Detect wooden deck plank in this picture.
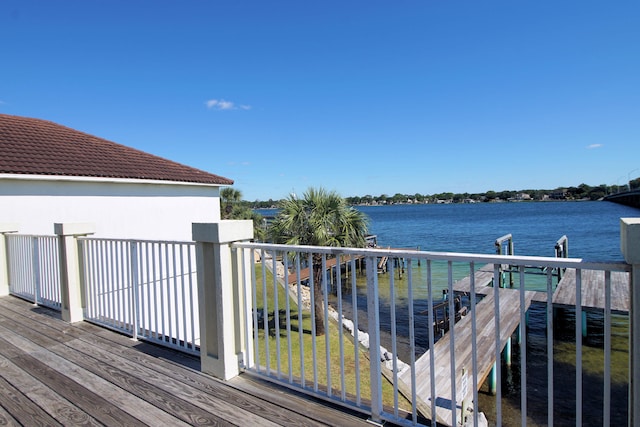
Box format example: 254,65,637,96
0,376,63,427
0,296,372,427
0,352,101,426
0,403,21,427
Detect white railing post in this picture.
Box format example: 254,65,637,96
55,223,95,323
192,221,253,380
0,224,19,297
621,217,640,427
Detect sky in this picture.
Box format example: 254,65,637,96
2,1,639,201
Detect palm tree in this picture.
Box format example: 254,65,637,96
219,187,266,241
269,187,369,336
220,187,243,219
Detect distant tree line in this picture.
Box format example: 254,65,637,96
240,178,639,208
342,183,614,205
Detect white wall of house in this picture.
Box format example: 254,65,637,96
1,175,222,241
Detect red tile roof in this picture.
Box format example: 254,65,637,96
0,114,233,185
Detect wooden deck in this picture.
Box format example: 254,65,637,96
0,296,373,427
397,288,534,426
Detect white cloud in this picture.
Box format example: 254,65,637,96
587,144,603,149
205,98,251,111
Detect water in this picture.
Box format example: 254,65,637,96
357,201,636,260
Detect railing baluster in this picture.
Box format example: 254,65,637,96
261,249,270,375
151,242,159,340
336,254,346,401
493,263,502,427
427,259,436,424
142,242,150,340
604,270,611,427
407,259,417,424
447,260,457,427
519,265,527,426
188,245,196,350
575,268,583,426
296,255,305,388
283,255,293,382
32,236,40,305
389,259,398,416
130,241,139,340
366,254,383,423
272,249,281,379
309,252,318,391
250,249,260,371
322,254,331,397
350,257,360,405
546,269,554,426
171,243,178,346
470,261,479,427
180,245,187,350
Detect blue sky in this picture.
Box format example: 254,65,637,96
2,1,639,201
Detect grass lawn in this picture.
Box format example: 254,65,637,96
250,263,413,412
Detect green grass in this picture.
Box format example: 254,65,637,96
251,264,412,411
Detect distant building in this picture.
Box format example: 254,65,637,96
550,189,567,200
0,114,233,240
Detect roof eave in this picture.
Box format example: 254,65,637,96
0,173,230,188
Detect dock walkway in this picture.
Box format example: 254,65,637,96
397,288,534,426
451,263,495,294
286,255,364,284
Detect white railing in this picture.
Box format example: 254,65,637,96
6,234,61,309
232,242,632,427
79,238,199,354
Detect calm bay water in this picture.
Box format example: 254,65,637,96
357,200,638,260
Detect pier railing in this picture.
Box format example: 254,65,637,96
2,219,639,427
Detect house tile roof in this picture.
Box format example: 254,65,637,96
0,114,233,185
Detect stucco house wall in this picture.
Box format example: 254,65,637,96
0,114,232,240
1,175,222,240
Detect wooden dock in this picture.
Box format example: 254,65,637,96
452,264,630,314
286,255,363,284
451,263,495,294
397,288,534,426
552,268,630,314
